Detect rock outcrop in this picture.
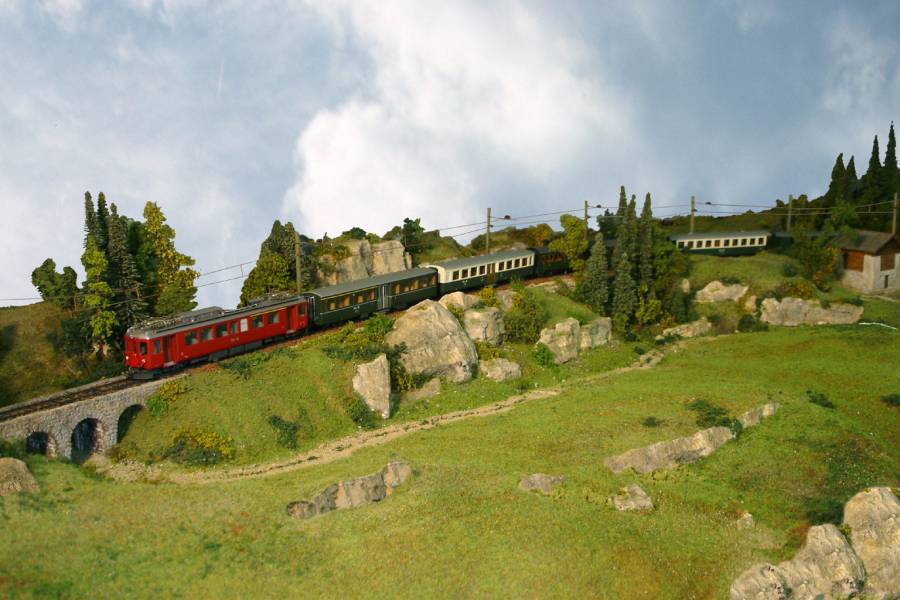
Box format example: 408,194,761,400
579,317,612,350
400,378,441,404
479,358,522,382
519,473,565,495
286,460,411,519
743,294,758,313
609,484,654,511
351,354,392,418
464,308,504,344
695,280,749,303
604,403,778,474
657,317,712,341
842,487,900,599
318,239,412,286
495,289,519,312
438,291,478,312
537,318,581,364
385,300,478,383
0,458,38,496
760,297,864,327
730,487,900,600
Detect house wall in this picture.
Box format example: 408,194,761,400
840,252,899,293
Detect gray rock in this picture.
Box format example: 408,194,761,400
579,317,612,350
318,239,412,286
464,307,504,344
386,300,479,383
744,294,758,314
609,484,654,511
0,458,38,496
287,460,411,519
400,378,441,404
519,473,565,494
737,402,779,429
730,563,790,600
495,289,519,312
479,358,522,382
842,487,900,599
370,240,412,275
736,511,756,530
604,426,735,474
760,297,863,326
438,291,479,312
657,317,712,341
351,353,392,418
777,524,865,599
696,280,749,303
537,318,581,364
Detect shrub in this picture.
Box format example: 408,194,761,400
221,352,274,379
634,346,646,356
363,313,394,338
346,396,378,430
504,290,548,343
807,390,835,409
323,316,394,362
0,437,25,459
820,298,831,309
146,395,169,418
654,333,681,346
782,263,799,277
478,286,499,308
881,393,900,407
475,341,502,361
163,429,234,466
847,296,864,306
775,279,816,299
737,314,768,333
532,343,556,368
446,303,465,323
268,415,300,449
642,416,662,428
686,399,742,435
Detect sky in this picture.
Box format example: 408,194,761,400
1,0,898,308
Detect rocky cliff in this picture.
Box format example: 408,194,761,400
317,239,413,286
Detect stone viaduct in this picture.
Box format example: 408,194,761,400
0,378,171,461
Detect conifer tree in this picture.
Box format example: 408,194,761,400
885,121,898,196
825,153,845,206
239,252,293,306
611,251,637,330
95,192,110,253
107,203,147,328
578,232,609,313
143,202,199,316
638,192,654,290
860,135,885,228
81,235,118,356
83,192,99,248
625,195,639,277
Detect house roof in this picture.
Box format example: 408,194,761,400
834,230,898,254
306,267,437,298
668,229,770,242
422,248,534,271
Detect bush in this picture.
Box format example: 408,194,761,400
532,343,556,368
881,394,900,407
163,429,234,466
346,396,378,430
146,395,169,417
267,411,314,449
775,279,816,299
323,315,394,362
807,390,835,409
446,303,465,322
686,399,742,435
634,346,646,356
478,286,499,308
505,290,548,343
847,296,864,306
475,341,502,361
0,437,25,459
654,333,681,346
782,263,799,277
642,416,662,428
737,314,768,333
221,352,274,379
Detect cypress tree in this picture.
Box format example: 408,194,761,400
638,192,654,291
885,122,898,196
95,192,110,253
611,251,637,330
626,195,639,276
107,203,147,328
83,192,99,248
579,232,609,314
825,153,846,206
860,135,884,227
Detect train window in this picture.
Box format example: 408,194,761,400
185,331,197,345
723,239,730,247
231,321,239,334
732,239,739,246
253,315,263,328
299,304,306,316
268,312,280,325
479,265,486,275
200,327,213,341
463,268,470,278
740,239,747,246
328,300,336,311
514,259,520,268
714,239,721,248
368,290,376,301
217,323,228,337
758,237,765,245
153,340,161,354
139,342,148,355
453,271,460,281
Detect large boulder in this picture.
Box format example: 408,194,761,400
519,473,565,495
400,378,441,404
760,297,863,326
695,280,749,303
579,317,612,350
604,426,735,474
657,317,712,340
386,300,478,383
777,524,866,599
439,291,479,312
730,564,790,600
464,307,504,344
479,358,522,382
287,460,411,519
537,318,581,364
608,484,654,511
0,458,38,496
318,239,412,286
842,487,900,599
351,353,392,418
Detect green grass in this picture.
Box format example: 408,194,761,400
687,252,800,294
529,287,598,326
1,326,896,598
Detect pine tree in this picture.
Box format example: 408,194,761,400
81,235,118,357
95,192,110,253
625,195,639,278
579,232,609,313
83,192,99,248
107,203,147,328
825,153,846,207
638,192,654,290
611,251,637,330
885,121,898,198
860,135,884,228
143,202,199,316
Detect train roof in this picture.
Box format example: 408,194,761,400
423,248,534,271
306,267,437,299
668,229,770,241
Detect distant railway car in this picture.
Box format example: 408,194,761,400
124,295,309,378
669,230,770,256
532,246,570,277
423,248,535,293
306,267,438,327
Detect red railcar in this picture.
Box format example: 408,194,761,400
124,294,310,378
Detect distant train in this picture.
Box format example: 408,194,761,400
124,247,570,378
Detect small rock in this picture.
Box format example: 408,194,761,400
603,426,735,474
657,317,712,341
736,511,755,530
0,458,38,496
695,280,749,303
609,484,654,511
743,294,758,314
351,353,392,418
463,307,504,344
729,563,790,600
579,317,612,350
737,402,778,429
519,473,565,494
842,487,900,599
537,318,581,364
287,460,411,519
400,378,441,403
439,291,478,312
479,358,522,382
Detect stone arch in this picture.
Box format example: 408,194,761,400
71,418,104,464
25,431,58,457
116,405,143,443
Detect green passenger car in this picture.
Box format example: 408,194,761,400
422,249,536,293
669,230,770,256
532,246,570,277
307,268,438,327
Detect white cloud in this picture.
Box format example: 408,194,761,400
285,0,633,237
38,0,84,31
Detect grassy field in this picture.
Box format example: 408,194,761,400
1,325,897,598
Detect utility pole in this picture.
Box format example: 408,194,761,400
486,207,492,253
893,192,898,236
294,228,303,294
689,195,696,234
583,199,589,231
786,194,793,233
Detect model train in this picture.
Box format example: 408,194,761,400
124,246,570,378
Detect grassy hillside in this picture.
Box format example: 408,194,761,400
2,325,897,598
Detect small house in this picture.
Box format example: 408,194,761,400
835,230,899,293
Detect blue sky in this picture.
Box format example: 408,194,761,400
1,0,898,308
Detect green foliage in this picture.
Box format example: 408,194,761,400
143,202,198,316
401,217,427,259
239,251,293,306
611,251,637,330
638,192,654,289
579,232,609,313
774,279,816,299
346,396,378,430
532,343,556,368
144,379,189,418
737,315,768,333
790,225,838,289
267,411,314,450
81,235,118,357
220,350,291,379
363,312,394,338
0,437,25,459
686,399,742,435
446,303,465,322
504,290,548,343
663,285,692,324
781,262,799,277
322,314,395,362
881,393,900,407
477,286,499,308
475,341,502,361
641,416,662,428
802,436,882,524
146,395,169,417
548,214,589,276
31,259,78,311
106,203,148,331
634,294,663,326
806,390,835,409
633,346,646,356
162,429,234,466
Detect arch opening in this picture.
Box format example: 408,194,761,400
26,431,58,457
116,405,143,443
71,418,104,464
